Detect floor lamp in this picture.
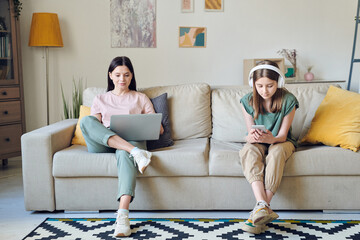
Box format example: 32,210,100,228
28,13,63,125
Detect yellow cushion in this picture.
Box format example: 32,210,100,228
71,105,91,146
301,86,360,152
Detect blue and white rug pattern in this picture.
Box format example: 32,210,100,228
23,218,360,240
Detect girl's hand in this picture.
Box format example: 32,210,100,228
247,129,274,144
255,129,274,144
246,128,261,143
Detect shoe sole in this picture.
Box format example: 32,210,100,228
114,228,131,237
140,159,151,174
254,212,279,225
242,223,267,234
114,233,131,237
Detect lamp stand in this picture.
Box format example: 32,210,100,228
45,46,50,125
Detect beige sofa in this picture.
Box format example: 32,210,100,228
21,83,360,212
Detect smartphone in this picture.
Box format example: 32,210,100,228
252,125,267,133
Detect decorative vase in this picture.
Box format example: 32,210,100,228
304,72,314,82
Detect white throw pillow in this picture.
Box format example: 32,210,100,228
298,91,326,143
83,87,106,107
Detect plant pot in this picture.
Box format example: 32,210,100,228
304,72,314,82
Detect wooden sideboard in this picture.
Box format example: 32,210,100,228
0,0,25,166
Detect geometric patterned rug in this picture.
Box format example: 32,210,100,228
22,218,360,240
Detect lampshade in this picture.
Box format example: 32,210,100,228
28,13,63,47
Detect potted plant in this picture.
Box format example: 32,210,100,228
278,49,297,78
61,78,85,119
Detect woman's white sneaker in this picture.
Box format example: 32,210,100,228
130,150,152,174
114,212,131,237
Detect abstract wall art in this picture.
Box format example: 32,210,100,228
110,0,156,48
181,0,194,13
205,0,223,12
179,27,206,48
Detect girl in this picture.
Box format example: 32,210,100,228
239,60,299,234
80,56,163,237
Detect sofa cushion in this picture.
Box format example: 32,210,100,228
53,138,209,177
298,91,326,143
284,145,360,176
211,87,250,142
146,138,209,177
286,84,338,140
146,93,174,150
209,140,360,177
209,139,245,176
141,83,212,140
71,105,91,146
83,87,106,107
301,86,360,152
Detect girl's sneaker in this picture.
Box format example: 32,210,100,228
252,200,279,225
242,218,266,234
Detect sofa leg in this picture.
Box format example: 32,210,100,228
2,159,8,166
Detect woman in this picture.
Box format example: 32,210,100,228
80,56,163,237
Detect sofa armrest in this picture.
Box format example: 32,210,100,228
21,119,77,211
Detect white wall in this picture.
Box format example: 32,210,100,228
19,0,358,131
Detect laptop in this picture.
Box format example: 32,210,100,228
109,113,162,141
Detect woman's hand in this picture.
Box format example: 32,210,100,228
247,129,275,144
93,113,102,123
160,124,164,135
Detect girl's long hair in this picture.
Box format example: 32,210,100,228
107,56,137,92
250,60,286,119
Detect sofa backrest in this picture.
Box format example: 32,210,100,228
211,83,337,142
83,83,336,143
211,86,250,142
83,83,212,141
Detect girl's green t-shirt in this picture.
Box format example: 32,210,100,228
240,91,299,147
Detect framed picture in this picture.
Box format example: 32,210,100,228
285,67,295,78
179,27,206,48
285,65,298,82
110,0,156,48
205,0,223,12
181,0,194,13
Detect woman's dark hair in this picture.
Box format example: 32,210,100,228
107,56,137,91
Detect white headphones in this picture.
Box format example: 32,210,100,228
248,64,285,88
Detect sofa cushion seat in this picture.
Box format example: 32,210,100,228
209,139,360,177
209,139,245,176
284,145,360,176
53,138,209,178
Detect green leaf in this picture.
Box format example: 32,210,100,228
61,77,86,119
60,83,70,119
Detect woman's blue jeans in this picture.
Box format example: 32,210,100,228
80,115,146,201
